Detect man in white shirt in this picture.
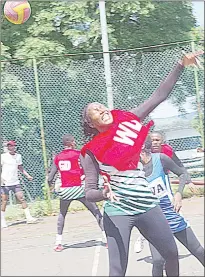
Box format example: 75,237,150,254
1,140,37,228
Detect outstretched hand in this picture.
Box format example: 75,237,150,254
187,182,200,194
180,50,204,67
27,175,33,181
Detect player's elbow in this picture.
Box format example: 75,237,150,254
85,187,103,202
85,189,94,202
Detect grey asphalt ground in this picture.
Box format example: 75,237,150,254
1,196,204,276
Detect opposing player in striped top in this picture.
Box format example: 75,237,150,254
140,136,204,276
80,51,203,276
48,134,104,252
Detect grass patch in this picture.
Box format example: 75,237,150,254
5,185,204,222
5,198,103,222
172,184,204,198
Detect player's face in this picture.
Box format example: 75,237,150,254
150,133,163,153
7,145,16,154
87,102,113,131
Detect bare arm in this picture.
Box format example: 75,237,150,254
80,152,107,202
18,165,32,180
160,153,189,195
48,163,58,186
130,63,184,121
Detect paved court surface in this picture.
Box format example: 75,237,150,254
1,197,204,276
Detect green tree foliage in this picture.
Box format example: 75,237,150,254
1,0,196,60
1,44,44,198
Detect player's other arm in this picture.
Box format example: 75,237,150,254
48,162,58,187
172,151,192,184
18,165,33,181
17,155,33,181
80,153,107,202
160,153,189,212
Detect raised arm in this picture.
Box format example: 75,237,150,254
130,51,203,121
80,152,107,202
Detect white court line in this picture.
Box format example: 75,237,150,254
91,238,102,276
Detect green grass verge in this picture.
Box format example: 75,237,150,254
5,185,204,222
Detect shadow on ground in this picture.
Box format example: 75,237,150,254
137,253,191,264
63,239,106,250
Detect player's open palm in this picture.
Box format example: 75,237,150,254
188,182,200,195
181,50,204,67
27,175,33,181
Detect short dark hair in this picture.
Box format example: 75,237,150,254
62,134,74,146
151,130,165,140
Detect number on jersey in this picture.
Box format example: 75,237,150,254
149,177,167,198
59,161,71,171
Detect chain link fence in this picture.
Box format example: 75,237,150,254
1,41,204,202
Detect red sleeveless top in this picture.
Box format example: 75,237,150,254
81,110,154,171
161,144,173,158
54,149,83,187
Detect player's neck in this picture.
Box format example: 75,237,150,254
64,146,73,150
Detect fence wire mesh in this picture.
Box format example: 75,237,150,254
1,42,204,201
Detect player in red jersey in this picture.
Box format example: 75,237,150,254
48,134,105,252
80,52,203,276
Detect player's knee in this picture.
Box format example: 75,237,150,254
59,212,66,219
1,198,8,205
152,256,165,268
109,255,128,276
110,265,126,276
165,244,178,261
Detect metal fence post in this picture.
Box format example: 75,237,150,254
99,0,114,110
33,58,52,213
191,41,204,147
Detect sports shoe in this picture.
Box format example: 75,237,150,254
134,236,144,253
101,231,108,249
26,217,38,224
54,244,64,252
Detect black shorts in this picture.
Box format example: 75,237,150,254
1,184,22,195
